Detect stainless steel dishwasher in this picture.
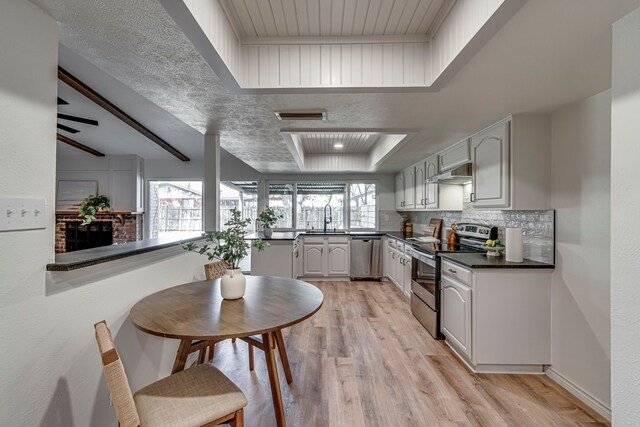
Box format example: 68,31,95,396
350,236,382,279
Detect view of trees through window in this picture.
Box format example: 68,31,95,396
350,183,376,229
148,180,203,239
220,181,258,232
296,183,346,230
268,184,294,228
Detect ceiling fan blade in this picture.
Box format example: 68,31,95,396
57,113,99,126
57,123,80,134
57,97,69,105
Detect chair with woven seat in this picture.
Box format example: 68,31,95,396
94,320,246,427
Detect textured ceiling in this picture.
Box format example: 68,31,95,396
299,132,379,154
221,0,448,38
31,0,640,173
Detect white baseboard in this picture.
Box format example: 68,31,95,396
545,367,611,421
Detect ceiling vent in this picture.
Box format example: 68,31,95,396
274,110,327,121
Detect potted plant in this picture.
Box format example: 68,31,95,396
257,206,283,238
182,208,267,299
78,194,111,225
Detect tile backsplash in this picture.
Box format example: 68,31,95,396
404,186,555,264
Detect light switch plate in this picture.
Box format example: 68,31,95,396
0,197,47,231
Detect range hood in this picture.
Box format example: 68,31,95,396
427,163,472,184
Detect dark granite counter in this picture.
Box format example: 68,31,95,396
47,233,204,271
439,253,555,269
246,230,396,240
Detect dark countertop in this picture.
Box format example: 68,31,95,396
246,230,395,240
47,232,204,271
439,252,555,269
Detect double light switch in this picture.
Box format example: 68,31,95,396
0,197,47,232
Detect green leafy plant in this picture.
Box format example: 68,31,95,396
257,206,283,229
78,194,110,225
182,208,268,269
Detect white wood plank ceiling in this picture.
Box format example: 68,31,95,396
220,0,449,38
299,132,379,154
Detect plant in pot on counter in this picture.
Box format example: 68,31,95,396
257,206,283,238
78,194,111,225
182,208,268,299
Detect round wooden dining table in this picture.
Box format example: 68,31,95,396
130,275,324,427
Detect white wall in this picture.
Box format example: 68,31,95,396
0,2,208,426
549,90,612,416
611,7,640,424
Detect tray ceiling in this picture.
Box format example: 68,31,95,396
299,132,380,154
221,0,450,38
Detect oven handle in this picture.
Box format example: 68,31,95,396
409,248,435,261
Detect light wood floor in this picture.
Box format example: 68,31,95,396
211,281,608,427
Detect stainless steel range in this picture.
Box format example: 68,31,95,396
409,223,497,339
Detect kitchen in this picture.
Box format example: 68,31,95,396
2,0,639,426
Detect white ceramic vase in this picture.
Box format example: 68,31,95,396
220,269,246,300
263,227,273,238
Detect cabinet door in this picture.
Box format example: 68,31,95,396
404,167,415,210
328,243,350,276
303,244,324,276
389,249,397,284
293,246,301,278
471,120,510,208
414,162,426,209
424,156,439,209
403,254,412,298
441,276,472,359
439,139,470,172
395,173,405,209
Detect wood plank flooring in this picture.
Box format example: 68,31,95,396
210,281,609,427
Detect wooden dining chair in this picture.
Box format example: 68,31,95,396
94,320,246,427
203,262,293,384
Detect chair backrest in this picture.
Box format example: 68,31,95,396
204,260,229,280
94,321,141,427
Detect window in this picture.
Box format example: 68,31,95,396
349,183,376,229
148,180,203,238
296,183,346,230
268,183,294,228
220,181,258,232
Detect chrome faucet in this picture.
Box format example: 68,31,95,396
323,204,332,233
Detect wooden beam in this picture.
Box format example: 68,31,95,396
56,133,105,157
58,67,190,161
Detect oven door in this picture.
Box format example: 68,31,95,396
410,249,437,311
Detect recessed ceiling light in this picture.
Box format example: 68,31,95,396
334,143,344,149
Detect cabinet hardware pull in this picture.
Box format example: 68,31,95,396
470,192,475,202
448,269,457,274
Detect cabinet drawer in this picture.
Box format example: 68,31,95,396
396,241,405,253
388,238,397,248
302,236,325,244
327,236,349,244
441,260,471,285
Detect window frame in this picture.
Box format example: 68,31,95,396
265,179,378,231
146,178,205,239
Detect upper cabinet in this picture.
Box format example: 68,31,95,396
470,120,510,208
424,155,440,210
395,173,405,210
470,115,550,210
439,139,470,172
403,166,416,210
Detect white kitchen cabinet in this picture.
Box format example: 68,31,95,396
470,119,510,208
402,253,412,298
440,259,552,373
414,161,426,209
395,173,405,209
292,238,302,278
424,155,439,209
470,115,551,210
439,139,470,172
251,241,295,278
302,243,324,276
441,275,472,359
301,236,350,277
327,242,350,276
403,166,416,210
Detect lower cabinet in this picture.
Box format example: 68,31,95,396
440,259,552,373
251,241,295,278
301,236,350,277
440,275,472,359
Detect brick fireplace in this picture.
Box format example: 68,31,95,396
55,212,143,253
